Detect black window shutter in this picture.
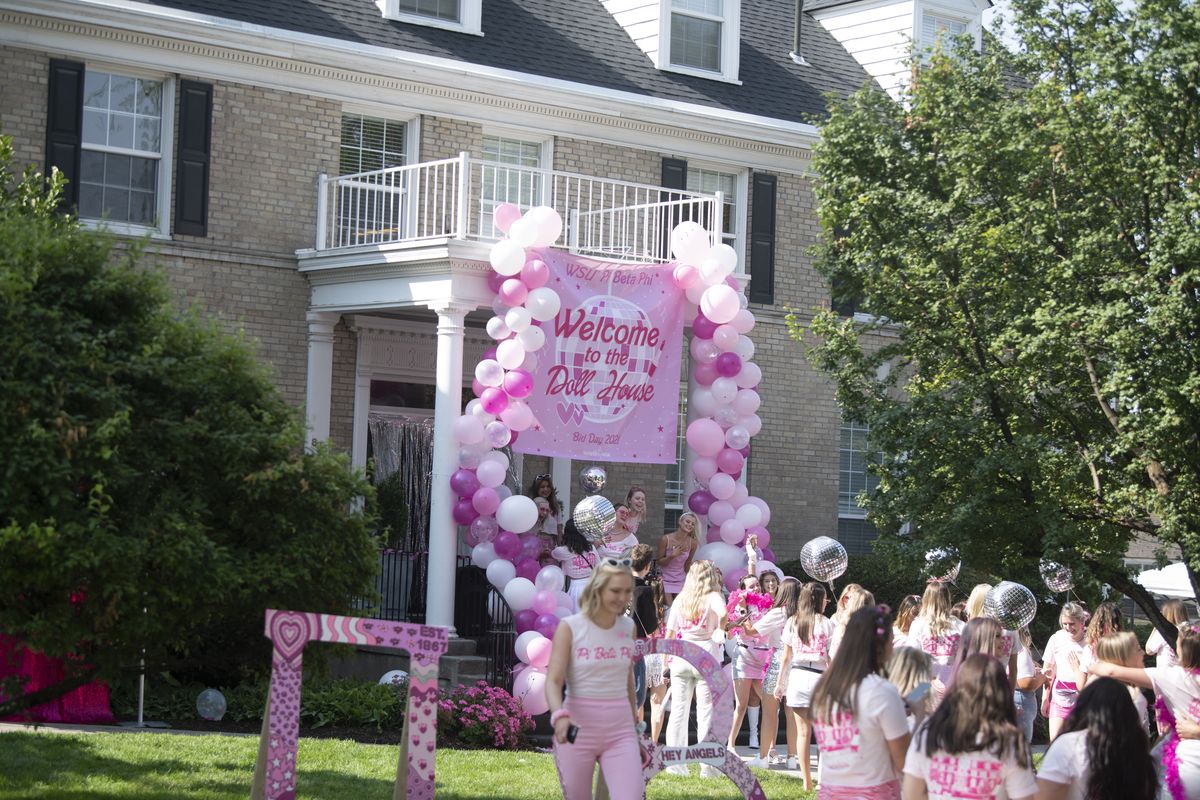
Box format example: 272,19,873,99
174,80,213,236
45,59,85,212
660,157,688,256
661,157,687,191
748,172,776,305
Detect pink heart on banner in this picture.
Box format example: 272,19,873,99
271,613,310,662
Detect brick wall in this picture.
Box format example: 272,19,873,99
0,47,47,170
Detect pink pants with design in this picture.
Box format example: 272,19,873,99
553,696,643,800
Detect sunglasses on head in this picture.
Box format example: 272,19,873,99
535,474,551,482
602,557,632,568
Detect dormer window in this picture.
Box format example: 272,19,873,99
661,0,741,83
917,4,980,53
380,0,482,35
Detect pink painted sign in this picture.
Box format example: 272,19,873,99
513,249,685,463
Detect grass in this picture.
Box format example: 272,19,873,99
0,730,815,799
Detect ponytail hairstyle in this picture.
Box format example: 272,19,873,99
792,582,828,645
965,584,992,620
895,594,921,634
918,580,954,636
919,654,1029,768
1086,601,1123,648
812,605,894,724
562,518,592,557
1055,677,1157,800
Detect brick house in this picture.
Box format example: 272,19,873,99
0,0,989,633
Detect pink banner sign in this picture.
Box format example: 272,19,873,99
514,249,685,463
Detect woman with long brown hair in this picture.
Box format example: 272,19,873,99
774,581,834,789
811,605,910,799
902,654,1036,799
907,581,964,705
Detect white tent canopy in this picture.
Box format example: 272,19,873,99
1136,562,1196,599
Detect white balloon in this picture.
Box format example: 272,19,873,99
526,206,564,248
516,325,546,352
736,361,763,388
503,577,538,612
735,335,755,361
470,402,495,424
520,349,539,371
756,561,780,580
514,630,543,664
694,541,745,574
709,243,739,274
734,503,763,529
495,485,513,501
471,541,498,569
480,450,510,472
475,359,505,388
452,414,485,445
685,282,707,304
731,309,756,334
743,413,763,436
490,239,526,276
525,287,562,322
711,377,738,405
500,400,534,431
700,256,734,286
508,216,538,248
700,284,740,324
504,307,532,333
491,297,510,317
670,221,710,264
476,459,506,488
486,558,516,589
497,495,539,533
691,388,718,418
497,338,526,370
486,316,511,341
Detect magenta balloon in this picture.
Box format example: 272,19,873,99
515,556,541,582
472,487,500,516
470,515,499,542
687,490,715,515
715,352,743,377
453,498,479,525
716,448,744,475
693,362,718,386
509,429,520,445
520,534,543,560
535,613,560,640
724,567,748,592
725,275,741,291
493,531,521,561
487,270,506,293
532,589,558,616
499,278,528,306
514,608,538,635
480,387,510,416
693,313,718,339
521,259,550,289
450,468,481,497
706,526,723,544
483,347,498,361
761,546,776,563
739,445,752,457
503,368,534,399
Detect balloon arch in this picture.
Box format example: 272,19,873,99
449,204,778,710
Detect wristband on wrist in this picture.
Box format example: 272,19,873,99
550,708,571,725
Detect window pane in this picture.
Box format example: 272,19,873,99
78,184,104,218
80,151,105,184
130,157,156,191
110,75,136,113
395,0,459,21
672,0,722,14
83,72,109,109
103,187,131,222
136,79,163,116
82,109,107,146
108,113,134,149
671,14,721,71
136,117,160,151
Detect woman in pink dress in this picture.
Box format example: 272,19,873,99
656,511,698,601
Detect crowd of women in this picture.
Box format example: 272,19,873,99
532,482,1199,800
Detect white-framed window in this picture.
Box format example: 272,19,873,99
381,0,482,35
478,131,551,237
78,67,174,237
686,163,746,267
662,0,741,83
340,113,408,175
917,5,979,54
336,112,415,246
839,418,881,554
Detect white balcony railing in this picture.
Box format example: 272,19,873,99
315,152,722,263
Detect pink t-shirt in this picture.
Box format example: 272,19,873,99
814,674,910,788
563,612,636,700
903,729,1037,799
784,616,835,665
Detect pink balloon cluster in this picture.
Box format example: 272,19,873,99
672,222,774,582
453,203,569,718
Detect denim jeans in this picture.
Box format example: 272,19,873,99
1014,689,1037,743
634,658,647,708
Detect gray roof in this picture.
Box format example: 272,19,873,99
136,0,875,123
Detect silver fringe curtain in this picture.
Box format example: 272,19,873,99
369,415,434,553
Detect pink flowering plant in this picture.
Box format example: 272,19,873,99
437,681,533,749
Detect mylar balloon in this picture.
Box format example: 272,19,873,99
572,495,616,543
984,581,1037,630
578,465,607,496
1039,559,1074,593
924,548,961,583
799,536,848,582
196,688,227,721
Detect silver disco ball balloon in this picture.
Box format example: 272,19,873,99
924,547,961,583
799,536,848,582
196,688,227,721
1039,559,1074,593
573,495,616,543
984,581,1037,631
578,465,607,496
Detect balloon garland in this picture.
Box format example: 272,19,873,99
671,221,779,590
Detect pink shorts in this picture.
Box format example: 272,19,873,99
1050,682,1078,719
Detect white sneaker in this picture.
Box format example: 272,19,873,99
786,755,800,771
699,764,721,779
665,766,689,777
744,756,769,769
770,751,787,766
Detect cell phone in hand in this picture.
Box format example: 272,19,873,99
904,681,931,707
566,724,580,744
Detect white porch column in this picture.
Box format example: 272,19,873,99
426,302,473,635
552,457,572,522
304,311,340,450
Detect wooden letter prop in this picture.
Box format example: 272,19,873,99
250,609,448,800
636,638,766,799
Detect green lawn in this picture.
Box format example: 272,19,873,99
0,731,815,799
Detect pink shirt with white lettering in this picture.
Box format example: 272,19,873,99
903,729,1037,800
563,612,636,700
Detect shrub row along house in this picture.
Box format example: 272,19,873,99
0,0,989,633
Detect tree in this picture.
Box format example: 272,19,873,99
794,0,1200,637
0,137,379,716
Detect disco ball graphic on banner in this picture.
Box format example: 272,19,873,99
555,294,660,424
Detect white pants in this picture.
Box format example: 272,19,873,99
666,658,715,751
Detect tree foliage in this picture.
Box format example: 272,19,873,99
795,0,1200,631
0,137,378,714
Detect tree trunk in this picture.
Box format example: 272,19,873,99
1086,560,1178,645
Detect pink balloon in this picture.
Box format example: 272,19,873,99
453,498,479,525
515,667,549,716
535,613,560,640
731,483,749,506
472,487,500,515
686,418,726,457
463,526,483,547
521,259,550,289
731,309,756,334
761,546,776,563
708,500,735,526
503,368,534,399
725,275,742,291
713,325,739,352
674,263,700,288
724,567,748,592
736,361,763,389
733,389,761,416
520,534,543,560
709,472,736,500
450,468,481,497
515,556,541,582
470,514,499,542
690,336,720,364
720,519,746,544
693,362,718,386
480,387,510,416
499,278,529,307
532,590,558,616
693,313,718,340
472,377,486,397
527,636,553,669
716,448,744,475
747,497,771,527
494,203,522,234
692,456,718,483
494,531,521,560
748,526,770,548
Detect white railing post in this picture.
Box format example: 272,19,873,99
455,152,471,239
315,172,328,250
712,190,725,246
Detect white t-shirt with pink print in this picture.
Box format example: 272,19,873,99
562,612,636,700
783,616,835,666
551,546,596,580
908,617,966,683
814,674,910,789
903,728,1037,799
666,591,725,655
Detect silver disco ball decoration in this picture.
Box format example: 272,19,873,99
984,581,1037,631
924,547,961,583
1039,559,1074,593
577,465,607,496
196,688,227,721
799,536,848,582
572,495,616,543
